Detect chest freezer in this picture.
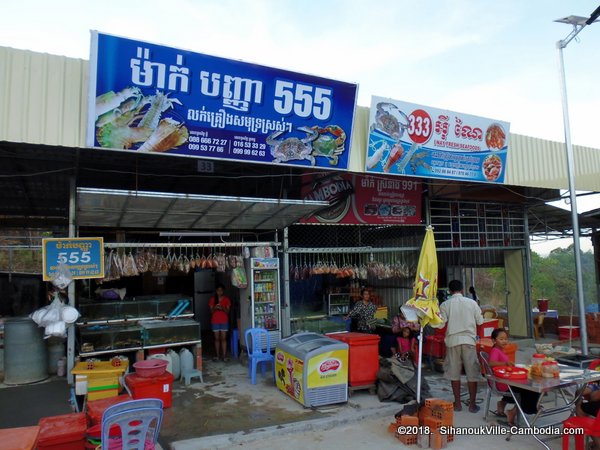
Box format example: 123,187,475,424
275,332,348,407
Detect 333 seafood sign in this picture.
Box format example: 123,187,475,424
87,32,358,170
366,96,510,183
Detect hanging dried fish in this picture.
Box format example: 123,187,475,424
216,253,226,272
122,251,139,277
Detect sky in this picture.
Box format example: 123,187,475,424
1,0,599,255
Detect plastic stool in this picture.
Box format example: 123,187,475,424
182,369,203,386
230,329,239,359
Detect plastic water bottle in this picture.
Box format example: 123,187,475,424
179,348,194,379
167,349,181,379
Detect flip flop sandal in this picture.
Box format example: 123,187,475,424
453,405,462,412
491,411,507,418
469,405,481,413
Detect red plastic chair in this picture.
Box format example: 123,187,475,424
562,415,594,450
563,361,600,449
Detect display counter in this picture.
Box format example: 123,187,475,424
76,295,199,357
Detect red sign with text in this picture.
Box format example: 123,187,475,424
300,173,422,225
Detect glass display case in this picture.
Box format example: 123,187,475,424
290,316,347,335
77,295,193,324
76,294,197,356
141,320,201,347
79,324,143,356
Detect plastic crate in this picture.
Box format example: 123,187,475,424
559,326,580,340
38,413,87,450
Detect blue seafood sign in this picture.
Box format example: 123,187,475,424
87,32,358,170
366,96,510,184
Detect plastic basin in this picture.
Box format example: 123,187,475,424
133,359,168,378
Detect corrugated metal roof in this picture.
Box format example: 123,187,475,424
0,46,87,147
1,46,598,191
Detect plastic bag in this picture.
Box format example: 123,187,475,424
51,262,73,290
231,267,248,288
30,297,63,327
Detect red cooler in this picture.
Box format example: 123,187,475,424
125,372,174,408
326,332,380,387
86,394,132,425
477,318,499,339
37,413,87,450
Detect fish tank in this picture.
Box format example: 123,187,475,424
78,301,122,322
77,294,192,323
79,324,143,354
141,320,201,347
290,316,348,335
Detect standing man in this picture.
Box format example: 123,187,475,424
440,279,484,412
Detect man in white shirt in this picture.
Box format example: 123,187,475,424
440,279,484,412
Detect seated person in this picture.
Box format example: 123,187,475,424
391,327,418,363
488,328,540,425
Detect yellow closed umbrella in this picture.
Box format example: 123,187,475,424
406,226,443,329
403,225,442,403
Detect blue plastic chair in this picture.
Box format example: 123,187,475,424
101,399,163,450
244,328,275,385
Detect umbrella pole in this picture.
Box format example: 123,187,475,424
417,326,424,404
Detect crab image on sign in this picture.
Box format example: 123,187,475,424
267,126,319,165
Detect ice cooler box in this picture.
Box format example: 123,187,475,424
71,361,128,401
326,332,380,387
477,318,499,339
125,372,174,408
275,332,348,407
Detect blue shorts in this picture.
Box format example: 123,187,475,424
212,323,228,332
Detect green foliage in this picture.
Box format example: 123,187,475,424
474,245,598,316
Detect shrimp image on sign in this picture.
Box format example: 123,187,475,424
95,87,189,152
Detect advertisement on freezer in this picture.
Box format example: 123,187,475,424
87,32,358,170
366,96,510,184
275,350,305,404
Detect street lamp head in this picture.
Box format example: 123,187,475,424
554,15,589,26
587,5,600,25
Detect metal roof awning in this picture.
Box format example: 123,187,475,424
528,202,600,238
77,188,329,230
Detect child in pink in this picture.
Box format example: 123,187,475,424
488,328,539,425
394,327,417,363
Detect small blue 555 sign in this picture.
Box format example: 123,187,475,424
42,238,105,281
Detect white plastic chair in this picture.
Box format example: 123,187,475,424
101,399,163,450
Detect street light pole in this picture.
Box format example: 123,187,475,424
555,6,600,356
